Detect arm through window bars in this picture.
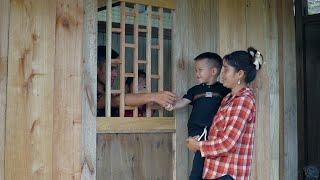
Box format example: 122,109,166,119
106,1,167,117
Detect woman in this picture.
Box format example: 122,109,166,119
187,47,263,180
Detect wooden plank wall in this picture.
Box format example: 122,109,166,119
5,0,56,179
174,0,219,179
0,0,10,179
245,0,277,179
3,0,90,179
280,0,298,179
97,133,173,180
53,0,83,179
82,0,97,179
174,0,297,179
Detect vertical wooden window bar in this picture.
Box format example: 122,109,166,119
103,0,174,122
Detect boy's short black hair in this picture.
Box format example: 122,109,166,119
194,52,223,74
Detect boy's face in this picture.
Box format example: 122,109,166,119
195,59,216,84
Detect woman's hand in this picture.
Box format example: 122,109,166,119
150,91,177,108
186,136,200,152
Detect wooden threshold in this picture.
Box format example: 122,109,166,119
97,117,175,133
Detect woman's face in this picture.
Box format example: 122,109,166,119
220,59,239,89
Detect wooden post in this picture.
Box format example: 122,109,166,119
245,0,274,178
146,5,152,117
105,0,112,117
120,1,126,117
54,0,83,179
172,3,188,179
158,8,164,117
82,0,97,179
0,0,9,179
133,4,139,117
5,0,56,179
281,0,298,179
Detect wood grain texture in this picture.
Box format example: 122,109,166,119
218,0,247,56
82,0,97,179
5,0,56,179
53,0,83,179
174,0,219,179
146,5,152,117
0,0,9,179
281,0,298,179
106,0,112,117
245,0,273,179
97,133,173,180
97,117,175,133
120,2,126,117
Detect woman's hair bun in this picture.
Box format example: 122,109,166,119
247,47,263,70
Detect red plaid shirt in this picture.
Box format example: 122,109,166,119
199,87,256,180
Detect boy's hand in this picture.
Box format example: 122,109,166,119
165,104,174,111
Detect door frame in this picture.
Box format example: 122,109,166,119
295,0,320,179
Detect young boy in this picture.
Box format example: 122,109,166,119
166,52,230,180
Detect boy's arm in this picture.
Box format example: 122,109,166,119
166,98,191,111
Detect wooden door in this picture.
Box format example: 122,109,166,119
296,0,320,178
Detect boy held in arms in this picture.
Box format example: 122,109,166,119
166,52,230,180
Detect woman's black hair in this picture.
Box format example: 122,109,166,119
223,47,262,83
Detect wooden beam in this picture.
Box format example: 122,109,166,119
281,0,298,179
0,0,10,179
98,0,176,10
82,0,97,178
119,1,126,117
97,117,175,133
98,21,172,40
5,0,56,179
172,2,188,179
245,0,273,179
146,5,152,117
133,4,139,116
158,8,164,117
106,0,112,117
53,0,83,179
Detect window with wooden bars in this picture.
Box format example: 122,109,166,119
97,0,174,120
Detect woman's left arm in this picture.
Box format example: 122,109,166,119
187,96,254,157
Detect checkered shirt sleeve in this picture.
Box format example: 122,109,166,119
199,88,256,180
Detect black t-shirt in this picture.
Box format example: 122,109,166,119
183,82,230,136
